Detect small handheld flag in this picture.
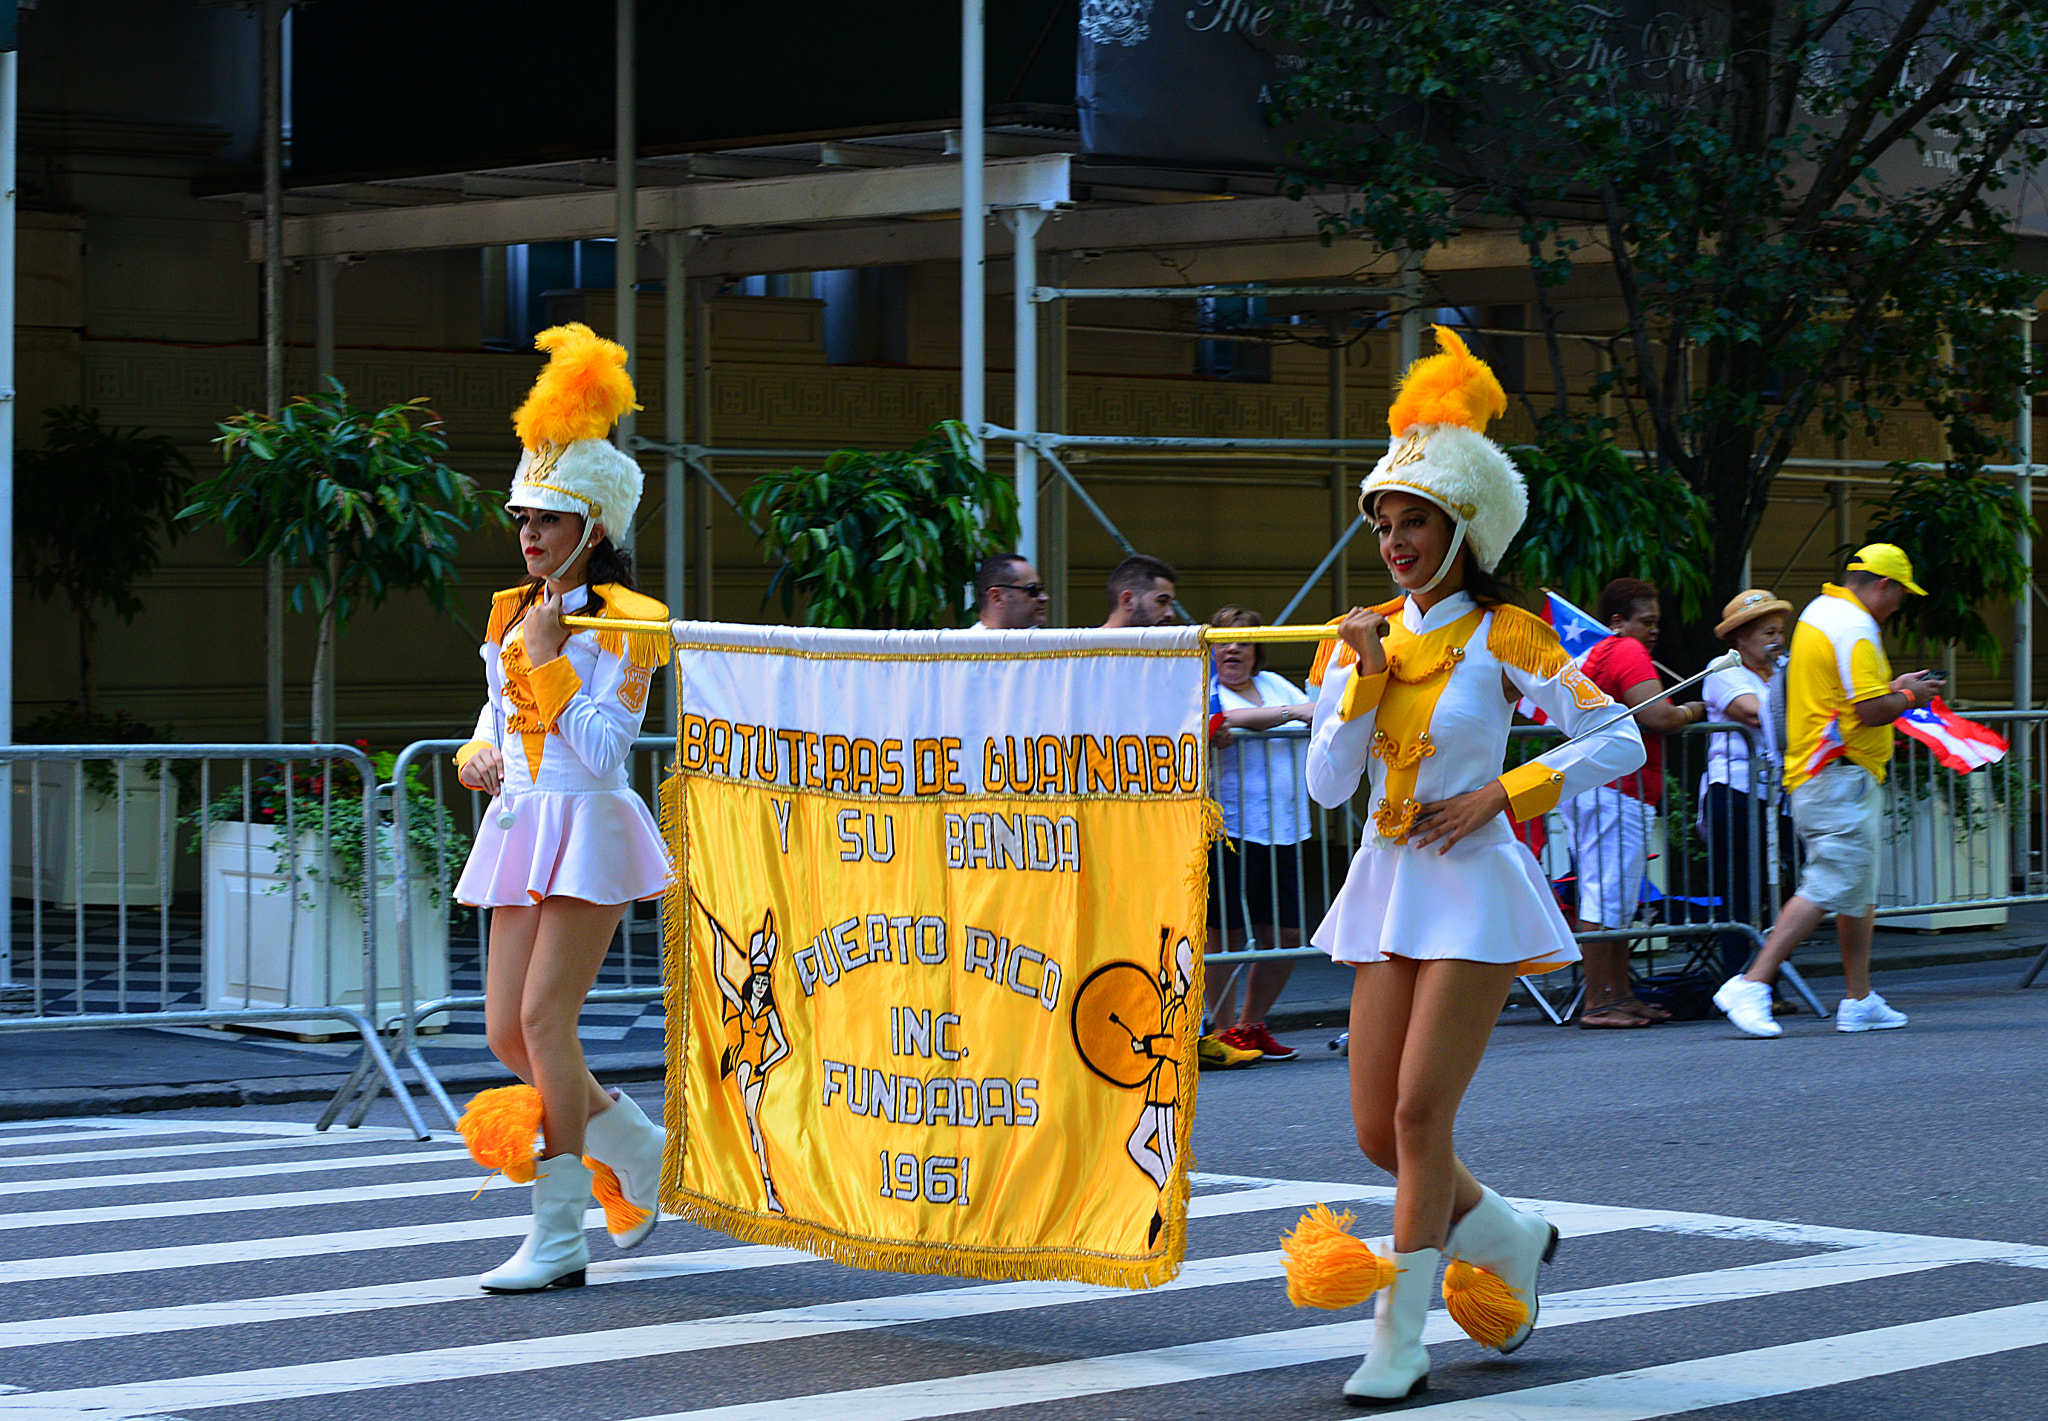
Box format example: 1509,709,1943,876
1896,697,2008,773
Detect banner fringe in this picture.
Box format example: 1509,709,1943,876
658,693,692,1210
668,1194,1185,1290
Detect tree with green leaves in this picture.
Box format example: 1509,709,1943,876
1272,0,2047,665
737,421,1021,629
17,406,193,719
182,381,509,741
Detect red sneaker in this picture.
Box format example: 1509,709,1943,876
1232,1021,1299,1061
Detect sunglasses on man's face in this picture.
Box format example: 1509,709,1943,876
993,582,1048,598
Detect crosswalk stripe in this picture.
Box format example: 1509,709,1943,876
1390,1299,2048,1419
0,1128,450,1171
5,1146,475,1197
5,1225,2033,1419
607,1243,2048,1421
0,1172,496,1231
0,1175,1380,1287
6,1188,1691,1356
0,1243,824,1351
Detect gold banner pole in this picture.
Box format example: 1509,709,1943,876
562,615,1343,645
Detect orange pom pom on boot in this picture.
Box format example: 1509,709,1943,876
582,1088,666,1249
1440,1186,1559,1353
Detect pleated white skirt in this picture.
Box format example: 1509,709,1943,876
1311,827,1579,974
455,789,672,908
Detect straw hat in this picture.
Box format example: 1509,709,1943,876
1714,588,1792,641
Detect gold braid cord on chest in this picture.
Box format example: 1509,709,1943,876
1369,610,1484,842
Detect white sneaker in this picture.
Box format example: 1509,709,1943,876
1835,991,1908,1033
1713,975,1782,1037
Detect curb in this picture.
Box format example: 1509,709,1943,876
4,944,2038,1121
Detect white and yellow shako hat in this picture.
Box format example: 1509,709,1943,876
508,323,644,554
1358,325,1526,593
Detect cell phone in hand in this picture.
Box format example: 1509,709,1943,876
1922,669,1949,683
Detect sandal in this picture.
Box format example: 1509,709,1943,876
1615,997,1672,1023
1577,1004,1652,1029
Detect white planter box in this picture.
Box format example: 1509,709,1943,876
10,763,171,908
1879,775,2010,930
202,821,450,1038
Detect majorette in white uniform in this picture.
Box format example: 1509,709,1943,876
1304,331,1646,976
454,580,673,908
1308,591,1645,973
1285,329,1647,1403
453,322,674,909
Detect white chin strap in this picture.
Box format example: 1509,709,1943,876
545,517,600,583
1415,514,1471,595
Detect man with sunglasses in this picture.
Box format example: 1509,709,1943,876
971,552,1050,630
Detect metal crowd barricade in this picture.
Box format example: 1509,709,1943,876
0,742,427,1137
1211,706,2048,1024
322,735,677,1133
1203,726,1331,1020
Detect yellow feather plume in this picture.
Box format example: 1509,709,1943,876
458,1084,543,1185
1280,1203,1397,1309
1441,1257,1532,1350
1386,325,1507,438
512,323,639,450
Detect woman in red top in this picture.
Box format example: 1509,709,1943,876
1563,579,1705,1027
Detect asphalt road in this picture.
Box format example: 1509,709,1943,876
2,957,2043,1421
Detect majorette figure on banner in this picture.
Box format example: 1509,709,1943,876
1071,927,1195,1248
704,902,792,1214
448,323,676,1294
1280,328,1646,1402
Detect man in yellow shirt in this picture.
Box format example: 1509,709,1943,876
1712,544,1945,1037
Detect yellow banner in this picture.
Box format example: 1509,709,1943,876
658,624,1213,1287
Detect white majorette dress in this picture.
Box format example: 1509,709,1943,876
454,581,674,908
1307,589,1647,974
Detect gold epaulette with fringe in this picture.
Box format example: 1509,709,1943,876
486,583,669,668
486,585,531,647
590,584,673,669
1308,597,1405,686
1486,603,1570,678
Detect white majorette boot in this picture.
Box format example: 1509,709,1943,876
582,1088,665,1249
1440,1186,1560,1353
480,1154,594,1293
1342,1242,1438,1403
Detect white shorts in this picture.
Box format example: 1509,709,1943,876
1790,762,1881,916
1561,785,1652,929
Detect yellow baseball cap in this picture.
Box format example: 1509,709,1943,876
1847,543,1926,596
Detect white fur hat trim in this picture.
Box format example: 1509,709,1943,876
1359,424,1526,572
509,437,643,536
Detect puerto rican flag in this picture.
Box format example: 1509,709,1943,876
1897,697,2009,772
1518,590,1611,723
1543,590,1611,661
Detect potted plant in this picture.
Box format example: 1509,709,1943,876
188,745,467,1038
11,705,195,908
12,407,194,906
736,420,1021,628
180,380,509,741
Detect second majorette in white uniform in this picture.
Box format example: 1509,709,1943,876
1280,328,1644,1404
450,324,675,1296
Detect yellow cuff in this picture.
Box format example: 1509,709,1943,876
1338,669,1390,722
526,655,584,726
1499,759,1567,822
